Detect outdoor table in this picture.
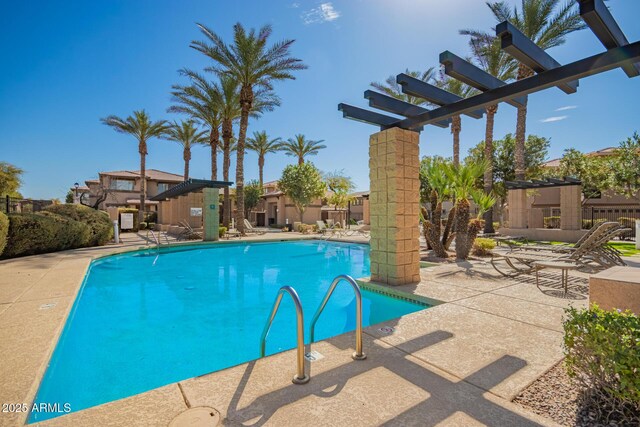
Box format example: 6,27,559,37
533,260,581,295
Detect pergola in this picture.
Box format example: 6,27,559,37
338,0,639,285
151,178,232,241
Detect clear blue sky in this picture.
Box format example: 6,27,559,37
2,0,639,199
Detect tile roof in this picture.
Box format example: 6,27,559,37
99,169,184,181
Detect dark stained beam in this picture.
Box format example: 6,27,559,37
496,21,578,94
439,51,526,108
337,103,423,132
398,40,640,129
363,90,451,128
396,73,484,119
578,0,640,77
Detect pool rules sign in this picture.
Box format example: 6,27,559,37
120,213,134,230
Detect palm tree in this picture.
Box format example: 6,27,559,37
191,22,307,234
460,33,517,233
169,69,222,181
370,68,436,105
435,72,478,166
101,110,169,224
165,120,208,180
475,1,585,179
247,131,282,187
281,134,326,165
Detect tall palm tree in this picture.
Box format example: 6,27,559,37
165,120,208,180
475,1,585,179
281,134,326,165
191,23,307,234
370,68,436,105
247,131,282,187
101,110,169,224
461,33,517,233
169,69,222,181
435,72,478,166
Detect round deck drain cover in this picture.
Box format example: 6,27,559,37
169,407,220,427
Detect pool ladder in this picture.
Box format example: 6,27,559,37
259,274,366,385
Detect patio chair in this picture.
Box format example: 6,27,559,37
490,226,627,277
243,219,266,235
176,220,203,241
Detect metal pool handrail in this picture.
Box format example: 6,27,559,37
310,274,366,360
259,286,310,384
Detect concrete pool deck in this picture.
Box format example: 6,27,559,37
0,233,591,426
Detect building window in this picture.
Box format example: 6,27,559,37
157,183,170,194
110,179,135,191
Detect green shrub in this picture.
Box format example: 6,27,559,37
543,216,561,229
582,218,605,230
471,237,496,256
0,212,8,255
148,222,156,230
219,226,227,238
117,208,139,232
3,213,91,258
617,217,637,240
44,204,113,246
564,305,640,422
139,222,148,230
144,211,158,223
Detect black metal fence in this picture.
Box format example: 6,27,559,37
1,196,52,214
582,206,639,239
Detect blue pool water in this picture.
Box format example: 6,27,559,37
30,240,426,422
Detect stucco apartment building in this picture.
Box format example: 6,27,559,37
76,169,184,211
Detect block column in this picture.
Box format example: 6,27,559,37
508,189,528,229
203,188,220,241
369,127,420,286
560,185,582,230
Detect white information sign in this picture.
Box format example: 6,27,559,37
190,207,203,217
120,213,134,230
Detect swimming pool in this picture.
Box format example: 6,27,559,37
30,240,427,422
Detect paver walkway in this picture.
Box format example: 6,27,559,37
0,234,596,426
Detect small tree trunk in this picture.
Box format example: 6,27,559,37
455,199,470,260
210,127,219,181
484,104,497,234
235,86,252,234
183,147,190,181
442,206,456,249
222,119,233,229
451,115,461,167
298,156,304,165
258,156,264,188
138,140,147,226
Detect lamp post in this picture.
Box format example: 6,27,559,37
74,182,79,204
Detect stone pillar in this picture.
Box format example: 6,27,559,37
369,127,420,286
560,185,582,230
203,188,220,241
363,197,370,225
508,189,528,229
277,196,286,225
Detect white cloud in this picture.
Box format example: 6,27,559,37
540,115,568,123
301,3,341,24
290,2,300,8
555,105,577,111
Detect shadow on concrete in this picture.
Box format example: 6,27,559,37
223,330,540,426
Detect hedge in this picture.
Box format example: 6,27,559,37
0,212,8,256
564,305,639,422
45,204,113,246
3,213,91,258
471,237,496,256
543,216,561,229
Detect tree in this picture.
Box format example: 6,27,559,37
80,185,114,210
101,110,169,224
165,120,208,180
420,157,454,258
0,162,23,197
460,32,517,233
466,133,550,202
247,131,282,187
435,71,478,166
244,180,262,219
475,1,585,179
278,162,326,222
370,68,436,105
610,132,640,202
554,148,611,203
169,70,222,181
192,22,307,234
281,134,326,165
324,171,355,226
65,190,74,204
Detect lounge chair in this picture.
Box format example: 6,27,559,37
490,226,627,277
244,219,266,235
176,220,203,240
506,221,620,254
